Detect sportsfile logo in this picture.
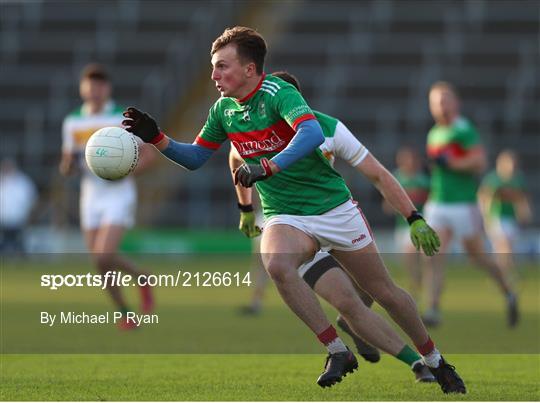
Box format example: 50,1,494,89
231,132,286,157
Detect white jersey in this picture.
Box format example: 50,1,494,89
319,121,369,167
313,110,369,168
62,101,136,229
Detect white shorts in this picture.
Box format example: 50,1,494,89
264,199,374,252
486,217,519,242
424,201,483,241
80,180,136,230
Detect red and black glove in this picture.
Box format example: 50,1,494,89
122,107,164,144
233,158,274,187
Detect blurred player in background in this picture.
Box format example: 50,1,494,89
383,147,430,299
59,63,156,330
123,27,465,393
423,81,518,328
235,188,267,315
230,71,435,383
478,150,532,280
0,158,37,254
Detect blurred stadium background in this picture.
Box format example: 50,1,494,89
0,0,538,252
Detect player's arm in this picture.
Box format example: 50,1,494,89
122,107,216,170
132,142,158,175
477,180,495,217
59,119,77,176
229,146,261,238
229,146,252,205
446,145,487,174
234,86,324,187
269,119,324,172
357,155,417,219
234,119,324,187
332,122,439,255
59,151,76,176
330,121,413,218
515,190,533,224
359,154,440,255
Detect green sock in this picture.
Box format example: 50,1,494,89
119,307,130,316
396,345,422,367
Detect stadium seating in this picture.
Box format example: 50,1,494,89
0,0,537,228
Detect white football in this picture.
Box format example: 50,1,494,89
85,127,139,180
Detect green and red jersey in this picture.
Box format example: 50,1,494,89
195,74,351,218
481,171,526,219
426,117,480,203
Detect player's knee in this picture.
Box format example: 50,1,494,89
372,284,402,310
265,257,295,283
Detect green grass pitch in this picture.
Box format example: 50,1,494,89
1,255,539,400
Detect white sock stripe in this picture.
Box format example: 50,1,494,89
326,337,348,354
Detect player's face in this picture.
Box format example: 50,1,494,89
79,78,111,106
429,88,459,125
497,153,516,178
211,44,254,98
396,149,417,174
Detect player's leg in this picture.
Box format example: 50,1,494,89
421,202,454,327
395,227,423,300
487,219,517,280
331,243,465,393
422,227,452,327
331,243,429,346
240,237,269,315
90,224,135,313
404,243,423,301
299,254,380,362
261,223,358,387
261,223,334,333
306,256,435,382
336,287,379,363
462,233,518,326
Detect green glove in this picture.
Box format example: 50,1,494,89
408,212,440,256
239,211,262,238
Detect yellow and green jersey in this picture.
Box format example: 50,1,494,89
196,74,351,218
426,117,480,203
62,101,131,187
481,171,526,219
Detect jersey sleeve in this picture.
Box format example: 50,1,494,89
194,102,228,150
480,171,499,190
61,117,74,153
332,121,369,166
272,85,316,130
458,120,481,149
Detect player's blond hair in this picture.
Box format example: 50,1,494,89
211,26,267,74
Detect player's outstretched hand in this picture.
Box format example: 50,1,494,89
122,107,162,144
233,158,273,187
408,214,440,256
239,211,262,238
